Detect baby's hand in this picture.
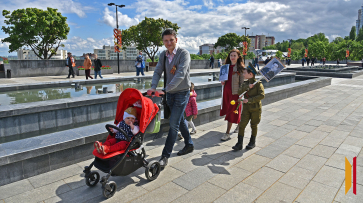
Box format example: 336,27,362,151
109,128,115,133
249,84,254,89
129,122,134,130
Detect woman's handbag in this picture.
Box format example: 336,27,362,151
162,54,171,119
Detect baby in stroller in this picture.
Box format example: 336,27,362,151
94,107,140,155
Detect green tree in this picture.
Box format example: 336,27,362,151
307,33,329,45
357,27,363,42
214,33,251,52
263,44,276,50
190,54,204,60
332,37,344,44
1,8,69,59
122,17,180,62
275,51,283,59
309,41,328,59
290,42,305,51
246,52,255,60
350,26,356,41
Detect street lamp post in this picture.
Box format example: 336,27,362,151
108,3,125,74
241,27,250,65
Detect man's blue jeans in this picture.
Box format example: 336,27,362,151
162,90,194,158
94,70,103,79
136,67,144,76
255,62,259,70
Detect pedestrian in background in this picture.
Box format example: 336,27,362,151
322,57,326,65
311,57,315,66
135,51,145,76
94,54,103,79
209,55,215,69
254,55,259,70
301,57,306,66
306,57,310,66
83,54,93,80
337,58,340,65
66,52,75,78
218,58,222,68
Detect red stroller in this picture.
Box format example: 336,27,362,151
83,88,162,198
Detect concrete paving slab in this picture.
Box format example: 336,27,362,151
172,166,217,191
173,182,226,203
28,164,82,188
234,154,271,173
265,154,300,173
285,130,308,140
342,136,363,148
214,182,263,203
334,183,363,203
207,166,251,190
5,180,71,203
325,153,355,170
296,154,328,172
282,144,311,159
312,165,345,188
243,167,284,191
131,182,187,203
295,181,339,203
320,136,345,148
296,137,322,148
335,144,361,157
309,144,337,158
0,179,34,200
255,182,301,203
138,167,185,192
279,166,317,190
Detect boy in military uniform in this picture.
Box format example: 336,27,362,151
233,63,265,150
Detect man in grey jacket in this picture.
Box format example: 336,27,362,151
147,29,194,167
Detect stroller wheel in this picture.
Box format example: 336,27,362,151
103,181,117,199
85,171,100,187
145,160,161,181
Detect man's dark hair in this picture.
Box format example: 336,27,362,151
162,29,177,39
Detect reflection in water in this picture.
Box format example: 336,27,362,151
86,86,92,94
0,75,219,106
6,89,71,105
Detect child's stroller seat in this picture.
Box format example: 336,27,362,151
83,88,163,199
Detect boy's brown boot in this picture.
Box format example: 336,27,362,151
232,135,243,150
246,136,256,149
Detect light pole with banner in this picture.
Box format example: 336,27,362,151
108,3,125,74
241,27,250,65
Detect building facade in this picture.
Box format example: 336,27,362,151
94,45,147,60
17,49,67,60
357,6,363,36
248,35,275,51
199,44,224,55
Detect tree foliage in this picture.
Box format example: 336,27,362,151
350,26,356,41
214,33,251,52
275,51,283,59
357,27,363,42
1,8,69,60
122,17,180,62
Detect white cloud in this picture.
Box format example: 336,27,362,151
101,7,139,28
188,5,203,10
203,0,214,7
0,38,10,48
0,0,93,18
62,36,114,55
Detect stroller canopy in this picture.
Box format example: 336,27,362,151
114,88,159,133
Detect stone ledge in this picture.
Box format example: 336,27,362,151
0,71,221,92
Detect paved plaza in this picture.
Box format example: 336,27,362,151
1,71,363,203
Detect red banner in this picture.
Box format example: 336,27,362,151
114,29,122,53
242,41,248,56
346,50,350,58
305,49,308,57
288,48,291,58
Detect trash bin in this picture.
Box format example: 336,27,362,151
7,69,11,78
145,65,149,72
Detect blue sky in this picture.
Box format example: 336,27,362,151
0,0,361,56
